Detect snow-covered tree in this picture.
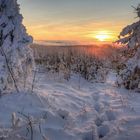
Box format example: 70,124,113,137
0,0,34,94
116,4,140,89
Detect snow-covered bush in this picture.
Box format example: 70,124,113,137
116,4,140,89
32,45,109,82
0,0,34,94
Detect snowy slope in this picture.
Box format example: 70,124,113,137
0,72,139,140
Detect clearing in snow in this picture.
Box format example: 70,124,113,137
0,72,139,140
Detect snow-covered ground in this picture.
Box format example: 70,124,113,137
0,72,140,140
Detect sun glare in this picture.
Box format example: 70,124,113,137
95,31,111,42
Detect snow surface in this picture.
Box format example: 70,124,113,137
0,72,140,140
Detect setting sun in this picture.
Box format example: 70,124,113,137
95,31,110,42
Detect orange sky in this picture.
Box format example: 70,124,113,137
24,20,132,43
18,0,139,43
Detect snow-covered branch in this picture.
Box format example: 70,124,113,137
0,0,34,93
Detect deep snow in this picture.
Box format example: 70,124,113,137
0,72,139,140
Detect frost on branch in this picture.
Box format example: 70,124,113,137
116,4,140,48
116,4,140,90
0,0,34,94
116,21,140,48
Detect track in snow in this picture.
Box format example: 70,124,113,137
0,72,139,140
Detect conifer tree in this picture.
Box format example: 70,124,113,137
116,4,140,89
0,0,34,93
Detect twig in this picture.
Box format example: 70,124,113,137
0,30,19,93
18,112,34,140
0,47,19,93
31,69,37,93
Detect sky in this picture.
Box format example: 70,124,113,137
18,0,140,43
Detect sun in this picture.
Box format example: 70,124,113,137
95,31,110,42
95,34,109,42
